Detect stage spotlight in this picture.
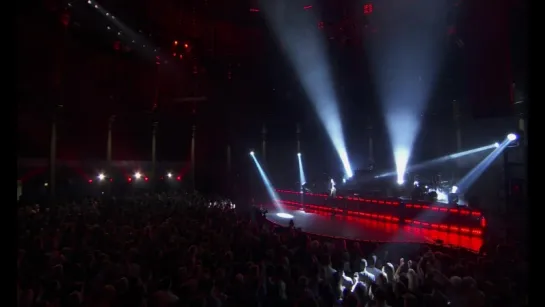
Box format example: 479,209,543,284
167,173,172,178
394,148,409,185
277,213,294,219
297,153,306,190
134,172,142,179
376,143,499,178
451,185,458,193
259,2,353,179
97,173,105,181
251,153,285,212
455,139,511,193
250,151,254,156
507,133,517,141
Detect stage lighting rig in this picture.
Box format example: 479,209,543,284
506,131,523,147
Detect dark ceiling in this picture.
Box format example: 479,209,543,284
17,0,527,160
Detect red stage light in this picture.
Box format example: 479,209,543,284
363,3,373,15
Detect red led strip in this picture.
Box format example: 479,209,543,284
404,219,482,236
276,190,481,216
282,201,399,222
280,201,482,236
405,203,481,216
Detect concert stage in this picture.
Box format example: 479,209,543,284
264,204,483,252
275,190,486,236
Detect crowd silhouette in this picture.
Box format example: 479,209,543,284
17,192,527,307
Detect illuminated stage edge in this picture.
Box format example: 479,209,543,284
265,204,483,253
276,190,486,237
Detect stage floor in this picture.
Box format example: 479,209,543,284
265,204,483,252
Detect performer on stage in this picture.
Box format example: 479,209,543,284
329,178,337,197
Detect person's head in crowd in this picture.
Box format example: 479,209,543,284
360,258,368,272
382,262,395,281
450,276,463,293
368,254,378,268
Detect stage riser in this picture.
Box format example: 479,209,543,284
276,190,485,236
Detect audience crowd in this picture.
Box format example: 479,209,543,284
18,192,528,307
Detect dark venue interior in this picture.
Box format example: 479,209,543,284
17,1,528,306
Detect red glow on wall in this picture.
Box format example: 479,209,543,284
249,8,259,12
61,11,70,27
304,5,312,10
363,3,373,15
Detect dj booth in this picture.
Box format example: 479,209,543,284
276,189,485,236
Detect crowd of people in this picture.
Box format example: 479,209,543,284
18,192,527,307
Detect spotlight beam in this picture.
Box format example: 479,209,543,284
251,154,284,211
367,1,449,187
259,2,352,178
376,143,499,178
455,139,511,193
297,153,306,189
86,1,159,60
